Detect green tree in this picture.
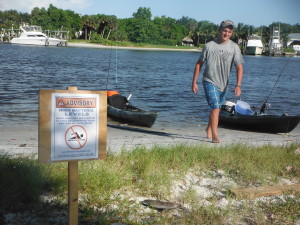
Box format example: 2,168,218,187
64,9,82,37
132,7,152,20
121,18,160,43
0,10,22,29
194,20,217,45
97,15,118,39
119,7,161,43
178,16,198,33
81,14,118,40
81,15,91,40
234,23,248,42
30,7,50,28
30,4,81,38
153,16,187,42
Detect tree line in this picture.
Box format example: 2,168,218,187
1,4,300,47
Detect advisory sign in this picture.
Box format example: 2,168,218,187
39,88,107,163
51,93,99,161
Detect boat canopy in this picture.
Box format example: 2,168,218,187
248,35,262,40
21,25,43,32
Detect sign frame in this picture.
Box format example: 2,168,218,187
38,87,107,163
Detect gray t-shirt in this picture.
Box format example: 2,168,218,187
198,39,244,91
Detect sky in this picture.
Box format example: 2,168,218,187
1,0,299,27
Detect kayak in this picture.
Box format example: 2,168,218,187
219,101,300,133
107,94,157,128
219,110,300,133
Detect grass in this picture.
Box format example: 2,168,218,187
68,39,200,50
259,192,300,222
1,143,300,224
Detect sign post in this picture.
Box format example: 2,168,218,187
68,160,78,225
38,87,107,225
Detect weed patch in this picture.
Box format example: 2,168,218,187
1,143,300,224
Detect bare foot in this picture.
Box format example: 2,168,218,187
206,127,212,139
212,137,220,143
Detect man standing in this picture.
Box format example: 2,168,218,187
192,20,244,143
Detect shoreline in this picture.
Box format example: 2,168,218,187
67,42,202,52
1,123,299,156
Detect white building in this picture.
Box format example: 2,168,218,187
287,33,300,52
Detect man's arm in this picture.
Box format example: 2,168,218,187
192,61,203,94
235,64,243,97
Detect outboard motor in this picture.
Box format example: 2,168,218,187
221,101,236,113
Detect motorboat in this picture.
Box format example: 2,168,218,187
11,25,66,46
219,101,300,133
245,35,264,55
107,93,157,128
269,26,282,51
265,26,283,55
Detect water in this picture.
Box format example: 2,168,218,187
0,44,299,129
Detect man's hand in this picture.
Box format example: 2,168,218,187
192,83,198,94
235,86,241,97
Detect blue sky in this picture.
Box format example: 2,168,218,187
1,0,299,27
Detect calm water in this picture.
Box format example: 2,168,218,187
0,44,299,129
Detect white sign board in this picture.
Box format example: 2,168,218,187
51,93,99,161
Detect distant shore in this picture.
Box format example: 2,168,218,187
67,42,202,52
67,43,299,56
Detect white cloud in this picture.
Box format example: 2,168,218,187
0,0,92,13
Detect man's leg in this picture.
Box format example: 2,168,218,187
203,81,224,142
210,108,220,143
206,118,212,139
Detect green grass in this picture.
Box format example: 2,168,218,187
259,192,300,223
68,39,199,50
1,143,300,224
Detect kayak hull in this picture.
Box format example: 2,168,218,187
219,111,300,133
108,105,157,128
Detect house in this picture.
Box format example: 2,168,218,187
182,36,194,46
287,33,300,52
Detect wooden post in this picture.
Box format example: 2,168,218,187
67,87,79,225
68,161,79,225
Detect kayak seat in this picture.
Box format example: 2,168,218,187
108,94,129,109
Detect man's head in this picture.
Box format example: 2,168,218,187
219,20,234,31
218,20,234,43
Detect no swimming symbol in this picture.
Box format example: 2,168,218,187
65,125,88,150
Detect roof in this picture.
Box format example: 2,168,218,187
287,33,300,41
182,36,193,42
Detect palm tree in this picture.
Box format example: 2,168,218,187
194,21,217,45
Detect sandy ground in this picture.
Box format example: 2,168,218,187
1,123,299,156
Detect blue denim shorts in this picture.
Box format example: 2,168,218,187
203,80,227,109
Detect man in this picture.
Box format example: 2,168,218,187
192,20,244,143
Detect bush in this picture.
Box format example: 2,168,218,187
0,156,44,209
90,33,113,45
160,39,177,46
283,48,295,53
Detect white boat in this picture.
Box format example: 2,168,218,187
11,25,66,46
269,26,282,51
245,35,264,55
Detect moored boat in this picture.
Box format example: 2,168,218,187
107,93,157,128
245,35,264,55
11,25,66,46
219,101,300,133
